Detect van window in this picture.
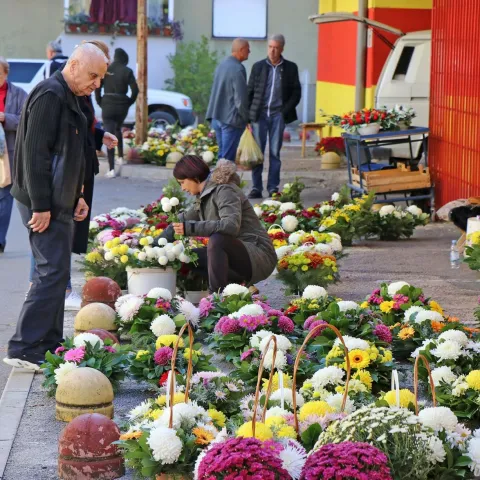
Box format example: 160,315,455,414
393,46,415,80
7,62,44,83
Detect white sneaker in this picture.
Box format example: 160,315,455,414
115,157,123,165
105,169,116,178
65,291,82,311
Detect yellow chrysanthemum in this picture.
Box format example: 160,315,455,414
368,345,379,361
326,346,344,362
469,231,480,245
156,335,184,349
380,349,393,363
120,255,129,264
119,244,129,255
237,421,273,441
139,237,149,246
265,416,286,428
208,409,226,428
353,370,373,390
147,409,162,420
360,301,369,309
104,240,113,249
183,348,201,360
193,427,215,445
110,246,120,256
155,392,185,407
429,300,444,315
277,426,297,439
135,350,150,360
119,431,143,440
383,389,416,408
398,327,415,340
299,401,334,421
380,301,395,313
262,372,292,392
348,349,371,370
466,370,480,391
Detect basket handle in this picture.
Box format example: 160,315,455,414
413,354,436,415
391,369,400,408
251,335,278,438
268,224,286,233
292,324,351,434
168,321,195,429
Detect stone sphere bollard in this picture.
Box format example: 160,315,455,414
56,368,114,422
74,303,117,336
58,413,124,479
86,328,120,344
82,277,121,309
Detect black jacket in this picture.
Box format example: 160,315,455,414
248,58,301,124
11,71,87,221
45,54,69,79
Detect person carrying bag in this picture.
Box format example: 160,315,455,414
235,127,263,170
0,123,10,188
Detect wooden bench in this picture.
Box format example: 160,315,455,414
299,122,327,158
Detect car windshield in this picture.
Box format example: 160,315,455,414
8,62,44,83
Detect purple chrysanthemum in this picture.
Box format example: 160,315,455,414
373,324,393,343
304,315,318,330
308,320,328,338
267,309,284,318
215,316,242,335
199,297,214,317
237,314,270,332
278,315,295,333
368,293,384,305
153,346,173,365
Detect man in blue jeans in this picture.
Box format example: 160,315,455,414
206,38,250,161
247,34,301,199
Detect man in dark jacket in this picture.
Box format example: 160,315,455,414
96,48,138,177
45,40,68,79
247,34,301,199
3,43,112,371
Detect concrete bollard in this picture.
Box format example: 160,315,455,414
81,277,122,309
74,303,117,336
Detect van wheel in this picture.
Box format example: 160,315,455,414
148,111,177,128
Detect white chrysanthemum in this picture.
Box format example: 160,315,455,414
223,283,249,297
73,332,104,348
54,362,79,384
279,202,297,213
379,205,396,217
427,435,447,464
393,210,403,219
325,393,355,413
282,215,299,233
431,366,457,387
302,285,327,300
169,197,179,207
262,200,282,208
157,402,207,430
311,366,345,390
150,314,176,337
104,252,114,261
337,300,359,312
331,192,340,202
250,330,275,348
147,426,183,464
314,244,334,256
467,341,480,354
276,245,294,260
128,399,153,420
418,406,458,433
330,238,343,252
270,389,304,408
265,406,290,418
89,220,99,230
431,340,464,362
288,232,303,245
231,303,264,319
263,349,287,371
178,299,200,327
117,295,144,323
260,334,292,353
414,309,444,324
403,306,426,323
254,206,263,217
438,330,469,347
147,287,172,301
387,281,410,296
407,205,423,216
467,437,480,476
115,293,137,310
333,335,369,351
278,439,307,480
320,205,333,215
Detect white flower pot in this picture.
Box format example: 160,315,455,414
126,267,176,296
185,290,210,304
357,123,381,136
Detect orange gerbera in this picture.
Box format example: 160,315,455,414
119,431,143,440
193,427,215,445
464,326,480,337
431,321,445,333
398,327,415,340
447,316,460,323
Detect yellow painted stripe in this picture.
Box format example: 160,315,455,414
319,0,432,13
365,85,376,109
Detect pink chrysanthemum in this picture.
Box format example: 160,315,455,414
373,324,393,343
368,294,384,305
238,314,270,332
304,315,318,330
240,348,255,361
154,346,173,365
308,320,328,338
63,347,85,363
104,345,117,353
199,297,214,317
55,346,66,355
215,316,241,335
278,315,295,333
155,299,171,311
267,309,284,318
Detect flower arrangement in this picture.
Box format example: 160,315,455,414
271,177,305,204
41,333,130,395
314,136,346,156
387,104,417,129
328,108,388,134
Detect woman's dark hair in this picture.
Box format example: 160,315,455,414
173,155,210,182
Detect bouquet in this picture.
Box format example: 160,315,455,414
272,177,305,204
328,108,388,134
314,136,346,157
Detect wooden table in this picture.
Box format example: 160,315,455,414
299,122,327,157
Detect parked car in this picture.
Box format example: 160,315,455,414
6,59,195,127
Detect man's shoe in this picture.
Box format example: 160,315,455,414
248,189,263,200
105,169,116,178
115,157,123,166
268,189,279,197
0,243,5,254
65,291,82,311
3,352,45,371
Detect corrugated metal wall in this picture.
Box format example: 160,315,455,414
430,0,480,206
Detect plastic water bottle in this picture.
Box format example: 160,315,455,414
450,240,461,269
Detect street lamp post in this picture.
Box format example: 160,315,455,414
136,0,148,145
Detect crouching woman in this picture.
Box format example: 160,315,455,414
163,155,277,293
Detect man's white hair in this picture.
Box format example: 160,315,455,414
67,43,109,65
268,34,285,47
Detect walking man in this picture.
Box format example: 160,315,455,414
206,38,250,161
247,34,301,199
4,43,112,370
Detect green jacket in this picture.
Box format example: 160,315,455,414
180,161,277,285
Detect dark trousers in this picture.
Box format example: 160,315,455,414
0,184,14,246
103,113,127,170
211,119,244,162
192,233,252,293
8,202,73,356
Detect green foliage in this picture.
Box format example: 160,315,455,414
165,36,222,118
465,245,480,271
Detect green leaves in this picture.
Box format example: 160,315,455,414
301,423,322,452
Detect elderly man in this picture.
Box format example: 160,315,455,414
247,34,301,199
45,40,68,78
4,43,115,370
206,38,250,161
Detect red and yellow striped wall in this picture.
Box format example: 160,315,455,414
316,0,432,126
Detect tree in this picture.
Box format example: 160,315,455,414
165,36,223,121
